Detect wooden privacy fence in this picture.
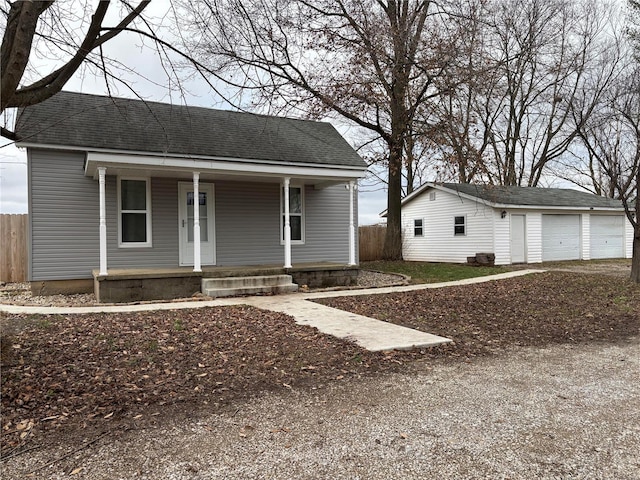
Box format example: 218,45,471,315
358,224,386,262
0,214,27,283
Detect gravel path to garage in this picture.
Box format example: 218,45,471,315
4,339,639,479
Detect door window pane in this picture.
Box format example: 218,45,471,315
187,191,208,242
187,218,208,242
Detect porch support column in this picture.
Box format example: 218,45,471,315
348,180,356,266
98,167,108,276
283,176,292,268
193,172,202,272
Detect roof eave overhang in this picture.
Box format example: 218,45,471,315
396,183,624,212
83,151,367,184
497,204,625,212
17,141,367,182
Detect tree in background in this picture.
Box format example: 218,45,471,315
177,0,464,260
0,1,153,139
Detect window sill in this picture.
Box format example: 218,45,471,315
118,242,153,248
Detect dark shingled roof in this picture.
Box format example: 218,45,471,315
437,183,624,209
15,91,367,169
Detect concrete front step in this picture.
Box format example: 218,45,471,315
202,275,298,298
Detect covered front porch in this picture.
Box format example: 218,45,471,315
93,263,359,303
86,151,362,282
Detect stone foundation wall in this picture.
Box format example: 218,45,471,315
30,279,94,296
290,267,359,288
95,276,202,303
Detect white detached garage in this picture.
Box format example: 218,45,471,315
398,183,633,265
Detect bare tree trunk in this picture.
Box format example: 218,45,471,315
383,151,404,260
632,230,640,283
631,171,640,283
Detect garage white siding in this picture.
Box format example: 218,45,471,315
590,215,625,259
401,188,497,263
625,217,634,258
400,184,632,265
542,214,581,261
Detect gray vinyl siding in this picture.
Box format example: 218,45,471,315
216,182,353,266
29,147,355,280
215,182,282,265
292,184,352,264
105,176,179,269
29,149,99,280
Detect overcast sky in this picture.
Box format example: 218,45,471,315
0,1,387,225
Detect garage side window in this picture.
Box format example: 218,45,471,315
454,216,466,236
414,219,424,237
118,177,152,247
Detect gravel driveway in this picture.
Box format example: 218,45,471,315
5,339,639,479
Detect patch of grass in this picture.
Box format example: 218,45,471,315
36,317,53,329
363,261,510,284
146,339,159,352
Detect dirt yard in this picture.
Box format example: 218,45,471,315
1,270,639,478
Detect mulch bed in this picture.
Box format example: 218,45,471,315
1,271,638,456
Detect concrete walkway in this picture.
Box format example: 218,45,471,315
0,269,543,352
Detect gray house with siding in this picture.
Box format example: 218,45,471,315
16,91,367,301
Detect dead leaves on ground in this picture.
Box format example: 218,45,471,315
0,305,399,453
318,272,640,356
2,272,638,454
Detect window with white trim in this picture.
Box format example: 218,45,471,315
118,177,152,247
281,185,304,243
414,219,424,237
454,215,466,236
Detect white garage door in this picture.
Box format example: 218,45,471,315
542,214,581,261
590,215,625,259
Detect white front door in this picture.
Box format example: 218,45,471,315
510,214,526,263
178,182,215,266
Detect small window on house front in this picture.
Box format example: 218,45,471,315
118,177,152,247
454,216,466,236
414,219,424,237
429,192,436,201
281,185,304,243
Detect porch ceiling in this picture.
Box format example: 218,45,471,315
85,151,367,186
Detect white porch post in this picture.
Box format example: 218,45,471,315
98,167,108,276
348,180,356,266
193,172,202,272
283,176,292,268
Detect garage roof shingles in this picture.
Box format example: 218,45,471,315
441,183,624,209
15,91,367,169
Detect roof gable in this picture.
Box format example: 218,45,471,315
15,91,367,169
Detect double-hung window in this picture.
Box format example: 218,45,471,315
454,215,466,236
118,177,152,247
414,219,424,237
281,185,304,243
